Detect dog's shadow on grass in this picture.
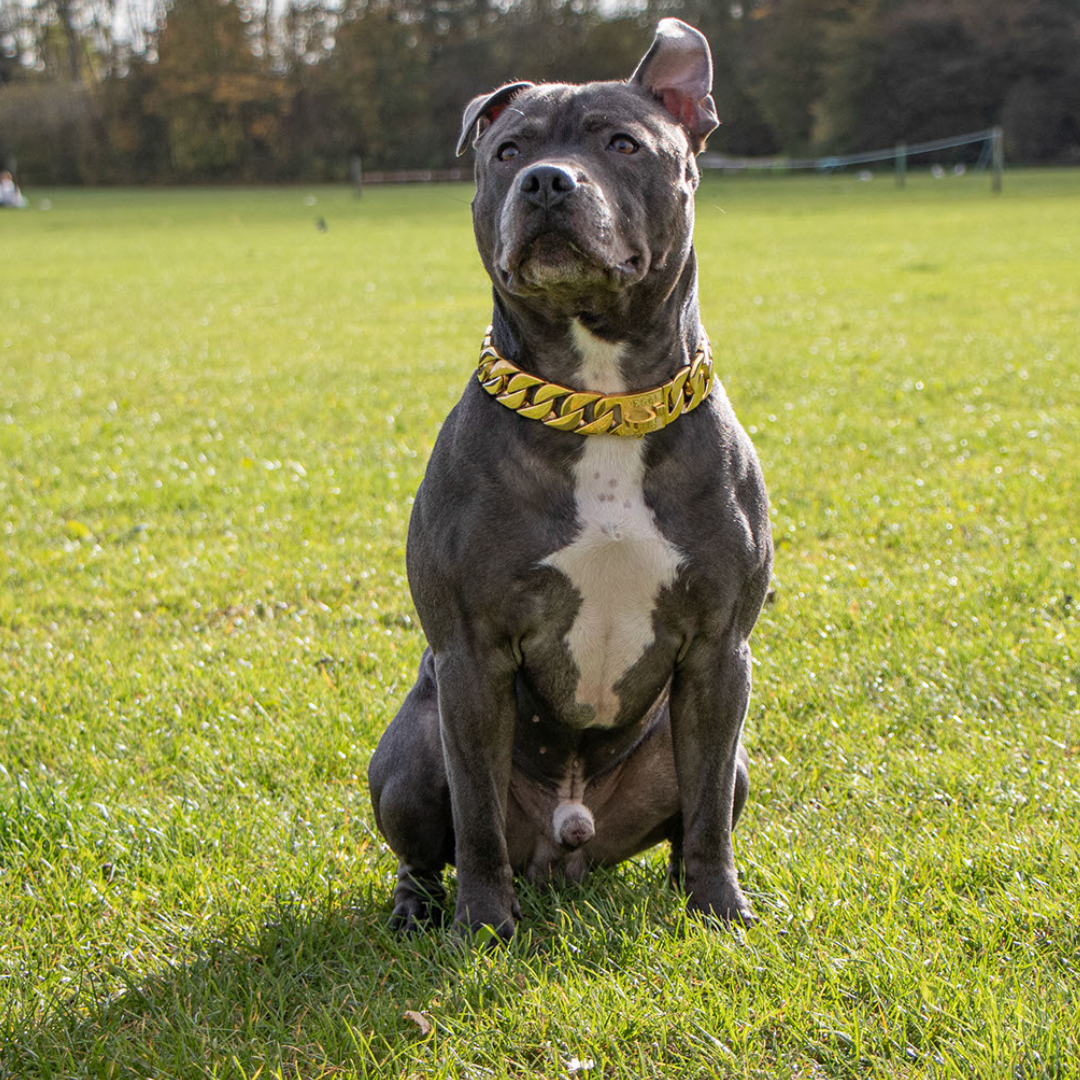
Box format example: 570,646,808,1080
4,865,687,1075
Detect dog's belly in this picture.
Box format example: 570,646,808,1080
542,435,683,727
505,695,681,880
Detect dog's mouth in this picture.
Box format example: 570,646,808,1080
499,232,645,294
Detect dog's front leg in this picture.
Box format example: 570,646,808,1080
434,645,520,940
670,634,756,927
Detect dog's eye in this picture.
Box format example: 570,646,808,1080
608,134,639,155
497,142,520,162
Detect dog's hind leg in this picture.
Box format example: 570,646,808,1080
368,649,454,932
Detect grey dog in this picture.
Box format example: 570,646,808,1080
368,19,772,939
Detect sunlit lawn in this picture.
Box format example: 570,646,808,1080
1,169,1078,1078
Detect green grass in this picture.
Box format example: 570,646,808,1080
1,169,1077,1078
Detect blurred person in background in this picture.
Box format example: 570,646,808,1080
0,171,28,208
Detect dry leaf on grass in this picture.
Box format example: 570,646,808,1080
403,1010,432,1035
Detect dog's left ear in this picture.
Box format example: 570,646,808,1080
456,82,534,157
630,18,719,152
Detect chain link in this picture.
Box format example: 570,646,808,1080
475,326,714,437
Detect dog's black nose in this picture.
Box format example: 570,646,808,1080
519,164,578,209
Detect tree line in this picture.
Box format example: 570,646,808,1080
1,0,1078,186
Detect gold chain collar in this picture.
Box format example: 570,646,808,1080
476,326,714,437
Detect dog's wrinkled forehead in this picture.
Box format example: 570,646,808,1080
487,83,689,157
457,19,719,158
462,84,706,170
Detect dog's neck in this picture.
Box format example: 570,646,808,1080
488,253,706,395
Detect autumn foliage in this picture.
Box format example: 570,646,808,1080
1,0,1078,184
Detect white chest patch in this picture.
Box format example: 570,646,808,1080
541,324,684,727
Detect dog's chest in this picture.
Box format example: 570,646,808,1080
540,326,683,727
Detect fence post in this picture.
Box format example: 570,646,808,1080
990,127,1003,194
351,155,363,198
895,142,906,188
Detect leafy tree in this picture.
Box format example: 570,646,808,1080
146,0,286,179
754,0,831,155
318,1,431,170
2,0,1077,182
817,0,1080,161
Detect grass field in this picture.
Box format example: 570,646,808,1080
1,169,1078,1079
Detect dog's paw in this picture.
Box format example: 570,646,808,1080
452,893,519,945
453,916,516,946
685,880,757,929
388,867,447,935
388,896,446,935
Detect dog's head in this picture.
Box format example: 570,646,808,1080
458,19,718,321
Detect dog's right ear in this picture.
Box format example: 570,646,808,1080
456,82,534,157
